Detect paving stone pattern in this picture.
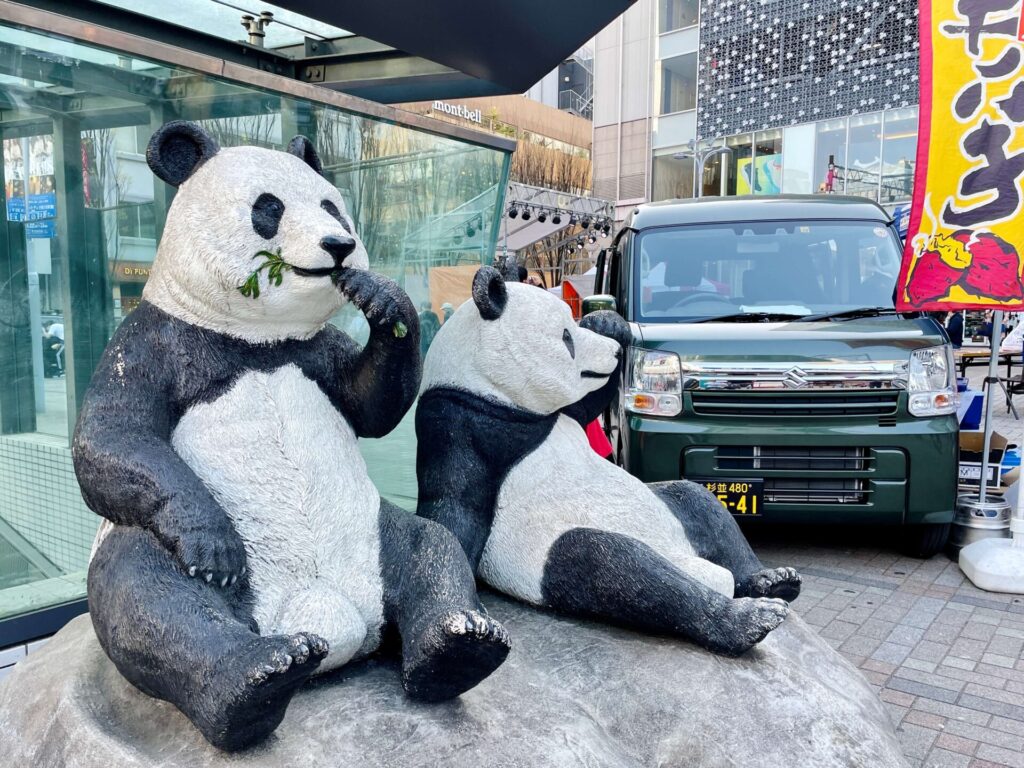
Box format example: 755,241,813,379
750,525,1024,768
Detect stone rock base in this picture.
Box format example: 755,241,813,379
0,595,907,767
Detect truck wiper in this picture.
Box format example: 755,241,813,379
690,312,808,323
799,307,901,322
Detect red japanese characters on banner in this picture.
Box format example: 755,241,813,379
896,0,1024,311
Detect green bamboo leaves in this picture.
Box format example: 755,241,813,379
238,249,291,299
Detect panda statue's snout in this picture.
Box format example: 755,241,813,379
320,234,357,267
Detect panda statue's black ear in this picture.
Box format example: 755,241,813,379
146,121,220,187
287,135,323,176
473,266,508,321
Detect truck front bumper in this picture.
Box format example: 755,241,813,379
624,413,958,526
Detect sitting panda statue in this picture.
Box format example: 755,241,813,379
73,122,509,752
416,266,802,657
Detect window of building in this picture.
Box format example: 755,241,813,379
751,130,783,195
814,118,847,194
659,53,698,115
659,0,699,33
881,106,918,204
725,134,753,196
0,22,509,634
847,113,883,202
652,153,695,201
781,124,816,194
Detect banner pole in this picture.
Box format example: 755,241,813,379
978,310,1003,500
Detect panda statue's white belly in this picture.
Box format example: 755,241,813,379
479,414,734,603
171,363,383,672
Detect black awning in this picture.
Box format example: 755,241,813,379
271,0,636,92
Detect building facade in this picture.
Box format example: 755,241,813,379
593,0,921,219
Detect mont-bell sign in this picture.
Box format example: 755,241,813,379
432,100,483,124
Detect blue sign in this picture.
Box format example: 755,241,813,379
26,191,56,239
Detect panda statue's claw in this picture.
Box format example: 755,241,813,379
401,609,511,703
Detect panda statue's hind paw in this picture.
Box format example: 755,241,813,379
197,632,328,752
401,609,511,703
706,597,790,658
736,567,802,603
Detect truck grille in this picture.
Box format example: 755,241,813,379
715,446,871,504
690,390,900,418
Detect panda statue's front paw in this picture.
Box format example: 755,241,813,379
334,268,417,339
580,310,632,349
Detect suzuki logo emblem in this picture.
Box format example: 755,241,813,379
783,367,810,389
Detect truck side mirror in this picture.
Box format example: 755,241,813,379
582,294,617,315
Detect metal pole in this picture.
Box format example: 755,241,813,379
695,150,706,199
979,309,1004,500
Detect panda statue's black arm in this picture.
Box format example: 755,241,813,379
328,268,421,438
72,307,245,585
562,310,632,429
416,387,556,567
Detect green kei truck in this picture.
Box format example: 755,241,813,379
585,195,958,558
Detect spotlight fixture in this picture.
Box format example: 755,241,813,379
537,211,547,223
551,213,562,225
508,206,519,219
453,235,463,245
588,235,597,244
466,222,476,237
521,208,532,221
569,214,579,225
581,217,591,229
602,223,611,236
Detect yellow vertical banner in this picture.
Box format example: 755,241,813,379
896,0,1024,311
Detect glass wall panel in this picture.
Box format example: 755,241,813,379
782,123,816,194
814,118,847,194
0,23,510,626
846,113,883,202
751,130,783,195
652,152,695,201
659,0,699,32
725,133,753,196
881,106,918,204
659,53,698,114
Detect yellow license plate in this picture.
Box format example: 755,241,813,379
693,478,764,517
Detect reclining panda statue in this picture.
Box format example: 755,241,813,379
416,266,802,656
72,122,509,752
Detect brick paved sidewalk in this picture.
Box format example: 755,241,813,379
749,526,1024,768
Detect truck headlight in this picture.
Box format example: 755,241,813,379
625,348,683,417
907,345,957,417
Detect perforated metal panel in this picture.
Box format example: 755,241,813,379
697,0,920,138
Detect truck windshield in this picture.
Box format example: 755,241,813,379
634,220,903,322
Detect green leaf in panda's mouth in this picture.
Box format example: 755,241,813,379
238,249,291,299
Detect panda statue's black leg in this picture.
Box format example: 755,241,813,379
88,526,328,752
378,501,511,702
651,481,802,602
541,527,790,657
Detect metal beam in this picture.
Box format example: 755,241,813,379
0,1,517,153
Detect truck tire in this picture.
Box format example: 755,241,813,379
901,523,951,559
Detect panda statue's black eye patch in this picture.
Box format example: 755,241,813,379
251,193,285,239
321,199,348,230
562,328,575,359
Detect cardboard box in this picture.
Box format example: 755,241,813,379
958,430,1011,490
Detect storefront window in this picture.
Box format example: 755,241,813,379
782,124,816,194
725,134,753,196
846,113,883,202
0,23,509,628
814,118,847,194
652,152,695,201
881,107,918,204
659,53,698,115
751,130,783,195
659,0,699,32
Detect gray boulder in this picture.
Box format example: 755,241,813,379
0,596,907,767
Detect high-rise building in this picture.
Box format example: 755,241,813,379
593,0,920,221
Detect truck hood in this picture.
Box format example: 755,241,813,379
633,316,945,363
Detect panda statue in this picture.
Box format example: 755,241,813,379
416,266,802,657
73,122,510,752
